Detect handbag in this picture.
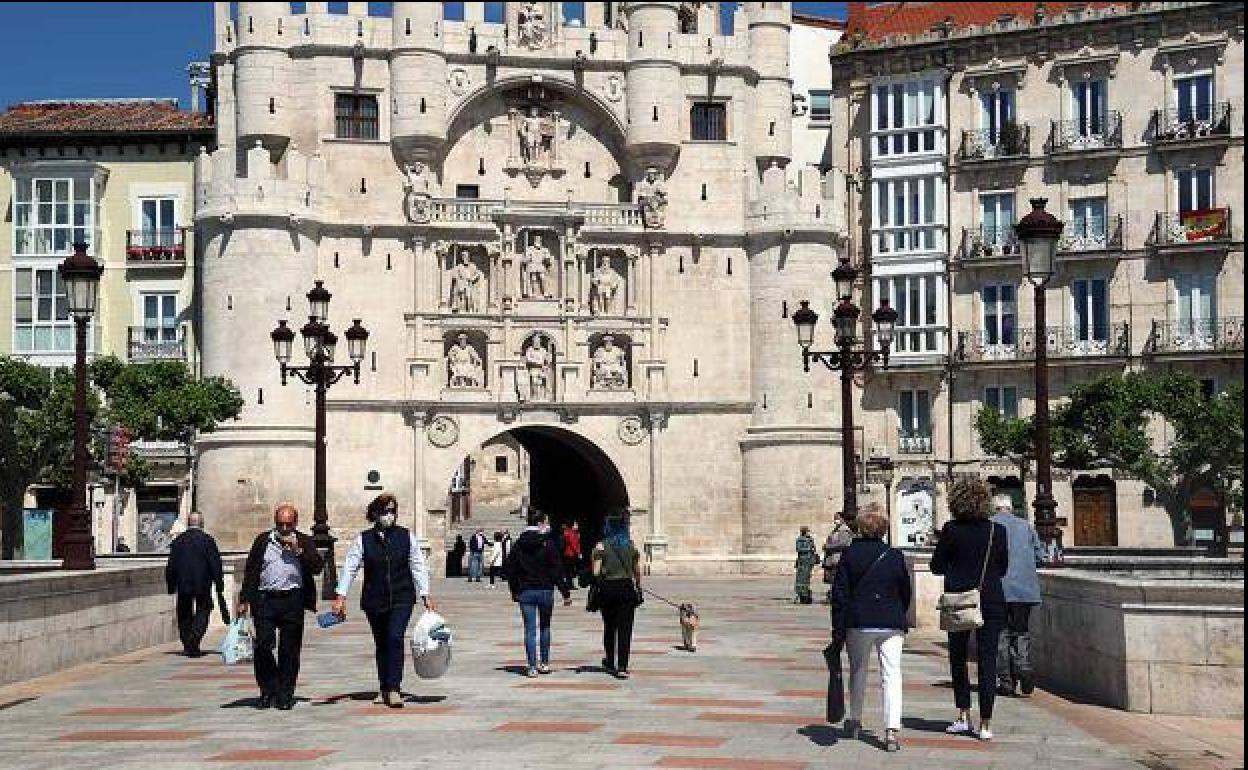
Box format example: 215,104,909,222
938,523,995,633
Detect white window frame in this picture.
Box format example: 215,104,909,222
1173,71,1214,119
13,265,83,356
899,389,933,445
136,196,179,248
871,175,945,257
1176,168,1214,213
141,292,180,343
979,87,1016,140
12,174,99,257
1071,277,1110,345
808,90,832,126
1071,78,1108,137
870,74,946,160
984,385,1019,419
981,283,1018,351
979,191,1016,251
875,273,946,355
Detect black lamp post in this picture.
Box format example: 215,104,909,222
793,258,899,523
1015,198,1065,566
58,243,104,570
271,281,370,597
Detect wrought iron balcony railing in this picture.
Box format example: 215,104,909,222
125,228,187,263
127,326,186,361
959,123,1031,161
1152,208,1233,247
898,430,934,455
960,225,1020,260
1151,103,1233,143
1145,317,1244,355
1048,112,1123,153
1059,214,1124,253
956,322,1130,362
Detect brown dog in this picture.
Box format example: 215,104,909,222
678,603,700,652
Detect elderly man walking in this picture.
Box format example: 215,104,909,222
165,512,224,657
990,494,1044,697
237,503,324,710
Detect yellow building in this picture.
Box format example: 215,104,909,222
0,99,213,555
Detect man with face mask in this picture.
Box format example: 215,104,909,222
237,503,324,710
332,493,434,708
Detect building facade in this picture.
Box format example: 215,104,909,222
830,1,1244,549
0,99,213,555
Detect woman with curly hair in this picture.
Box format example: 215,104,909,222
931,478,1009,741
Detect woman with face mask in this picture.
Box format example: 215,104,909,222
332,493,435,707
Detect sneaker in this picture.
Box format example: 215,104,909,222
978,726,994,741
615,670,630,680
1019,672,1035,696
384,691,405,709
537,663,552,675
525,667,539,678
946,718,973,735
372,692,386,705
843,719,862,740
884,731,901,752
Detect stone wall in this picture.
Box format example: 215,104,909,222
1031,569,1244,718
0,556,244,686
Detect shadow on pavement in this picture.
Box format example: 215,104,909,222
796,724,840,747
901,716,952,733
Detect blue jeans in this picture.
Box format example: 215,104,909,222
517,588,554,669
365,603,414,693
468,552,484,581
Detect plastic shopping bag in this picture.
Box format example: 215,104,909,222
409,610,453,680
221,618,254,665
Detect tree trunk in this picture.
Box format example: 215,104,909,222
1164,496,1192,546
1,483,26,560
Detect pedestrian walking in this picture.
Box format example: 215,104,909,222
164,512,224,657
331,494,435,708
794,526,818,604
237,503,324,710
487,531,505,587
830,504,911,752
931,478,1009,741
822,516,855,584
591,512,643,679
501,529,513,578
990,494,1043,697
561,521,583,585
467,528,488,582
505,508,572,677
447,534,466,578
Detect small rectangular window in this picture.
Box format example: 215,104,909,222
809,92,831,124
443,1,465,21
562,1,585,25
455,184,480,199
334,93,379,140
484,1,505,23
690,102,727,141
495,456,508,473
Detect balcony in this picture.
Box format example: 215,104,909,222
427,198,645,230
898,430,933,455
956,323,1130,364
127,326,186,362
1047,112,1123,158
1150,103,1233,150
125,228,187,266
1151,208,1233,255
958,225,1020,264
1144,317,1244,357
957,124,1031,166
1059,214,1124,256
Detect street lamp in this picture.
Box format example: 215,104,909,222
1015,198,1065,566
58,242,104,570
271,281,370,597
793,258,899,523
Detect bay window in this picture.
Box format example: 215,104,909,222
872,77,944,159
872,175,943,255
13,176,98,256
14,267,76,354
876,273,945,355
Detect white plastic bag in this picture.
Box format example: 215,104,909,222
409,610,452,679
221,617,254,665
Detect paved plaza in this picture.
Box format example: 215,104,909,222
0,576,1241,770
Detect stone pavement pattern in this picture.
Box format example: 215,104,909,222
0,577,1241,770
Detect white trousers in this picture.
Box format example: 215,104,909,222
847,629,905,731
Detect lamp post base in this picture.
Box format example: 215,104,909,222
1033,494,1064,567
61,506,96,570
317,537,338,600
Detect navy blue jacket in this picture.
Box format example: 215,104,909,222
360,526,417,614
165,528,224,596
931,519,1009,624
830,537,912,633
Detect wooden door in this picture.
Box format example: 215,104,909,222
1073,487,1117,546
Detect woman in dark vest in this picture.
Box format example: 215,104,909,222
332,493,435,708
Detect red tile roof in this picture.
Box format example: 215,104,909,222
845,2,1132,42
0,99,212,137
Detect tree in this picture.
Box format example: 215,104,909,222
975,405,1033,483
1051,372,1244,545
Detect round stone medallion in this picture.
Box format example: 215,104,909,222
618,416,646,445
427,416,460,448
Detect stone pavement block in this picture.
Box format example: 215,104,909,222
613,733,728,748
206,749,336,762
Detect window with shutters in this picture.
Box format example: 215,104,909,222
334,94,379,140
690,102,727,141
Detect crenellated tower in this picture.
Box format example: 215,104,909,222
233,1,294,162
623,2,683,175
390,1,448,169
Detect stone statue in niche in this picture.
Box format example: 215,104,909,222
636,166,669,229
447,247,485,313
446,333,485,388
589,253,624,316
518,1,547,49
402,162,433,224
521,234,554,299
524,335,554,401
507,104,563,186
591,334,628,390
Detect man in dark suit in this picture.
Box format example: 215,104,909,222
165,512,224,657
237,503,324,711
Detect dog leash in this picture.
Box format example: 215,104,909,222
641,586,682,609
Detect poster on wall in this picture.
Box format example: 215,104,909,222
21,509,53,560
137,512,178,553
896,481,935,547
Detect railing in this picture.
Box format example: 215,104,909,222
580,202,645,228
1059,214,1123,253
960,225,1020,260
898,430,934,455
956,322,1130,362
1145,317,1244,355
427,198,644,228
959,123,1031,161
428,198,499,223
125,228,187,263
1151,103,1233,143
1048,112,1123,152
1152,208,1233,246
127,326,185,361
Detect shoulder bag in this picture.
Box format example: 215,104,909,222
937,523,994,633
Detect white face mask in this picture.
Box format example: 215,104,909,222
378,513,397,529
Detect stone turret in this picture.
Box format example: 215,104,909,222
623,2,683,175
233,2,293,162
747,1,794,169
391,1,449,167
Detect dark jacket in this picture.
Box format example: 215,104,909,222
240,530,324,612
359,526,416,614
505,528,570,600
469,532,487,553
830,537,911,633
165,528,224,596
931,519,1010,624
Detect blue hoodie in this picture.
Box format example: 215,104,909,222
991,512,1044,604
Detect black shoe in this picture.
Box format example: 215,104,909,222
276,694,295,710
1019,673,1035,696
601,658,616,675
256,694,274,709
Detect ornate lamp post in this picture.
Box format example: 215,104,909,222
271,281,370,597
793,258,899,522
1015,198,1065,565
58,243,104,570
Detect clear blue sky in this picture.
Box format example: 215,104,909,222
0,2,846,112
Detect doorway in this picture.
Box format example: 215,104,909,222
1072,475,1117,546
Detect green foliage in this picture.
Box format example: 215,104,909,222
974,406,1034,472
90,356,244,445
